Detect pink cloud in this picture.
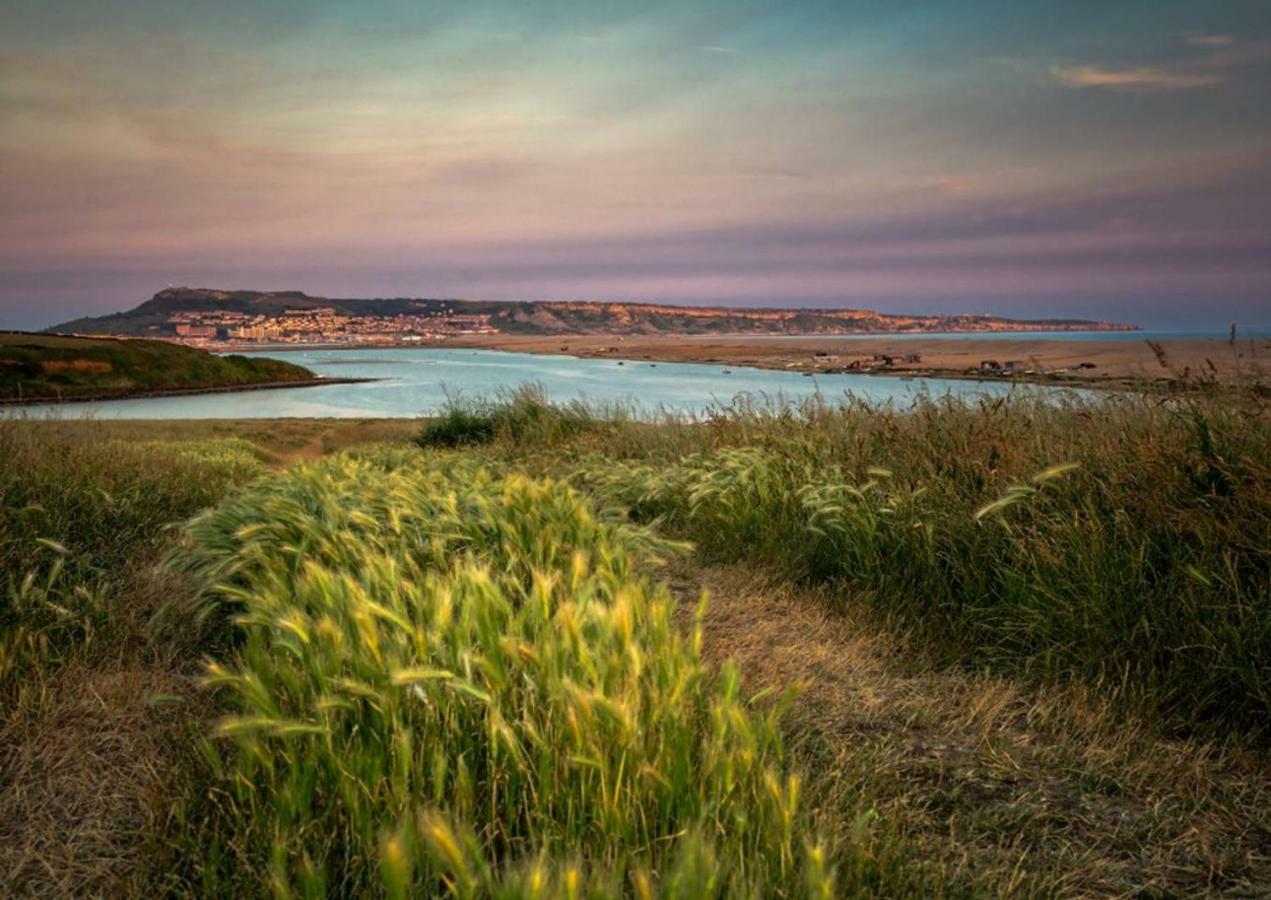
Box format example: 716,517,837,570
1184,33,1235,48
1050,65,1222,91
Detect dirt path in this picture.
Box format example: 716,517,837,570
0,665,195,896
271,420,419,464
0,564,207,899
667,562,1271,897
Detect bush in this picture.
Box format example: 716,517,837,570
415,385,610,450
414,406,498,448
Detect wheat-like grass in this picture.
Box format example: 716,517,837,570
171,451,830,896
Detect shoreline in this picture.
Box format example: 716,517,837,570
441,333,1265,391
0,376,377,407
209,332,1265,390
7,336,1262,406
219,340,1123,390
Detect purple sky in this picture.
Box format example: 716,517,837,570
2,1,1269,329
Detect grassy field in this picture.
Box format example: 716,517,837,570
1,387,1268,896
0,332,316,401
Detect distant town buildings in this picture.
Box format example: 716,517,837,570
162,308,497,347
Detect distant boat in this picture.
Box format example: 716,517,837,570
722,368,732,374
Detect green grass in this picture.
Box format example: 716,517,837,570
477,390,1269,743
0,331,315,401
0,421,267,699
2,385,1268,896
167,451,828,896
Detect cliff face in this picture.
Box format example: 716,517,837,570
513,302,1134,334
49,288,1137,337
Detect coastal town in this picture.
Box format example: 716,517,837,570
139,300,1162,387
167,307,499,348
50,287,1140,352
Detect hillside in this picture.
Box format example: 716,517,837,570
49,287,1137,338
0,332,317,402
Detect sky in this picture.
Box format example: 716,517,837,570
1,0,1269,330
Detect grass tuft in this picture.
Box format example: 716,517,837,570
415,384,617,450
167,450,827,896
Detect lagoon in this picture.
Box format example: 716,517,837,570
12,347,1086,420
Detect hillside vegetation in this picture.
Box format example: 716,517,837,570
1,387,1268,896
0,332,315,401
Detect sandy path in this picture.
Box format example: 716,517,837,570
666,562,1271,896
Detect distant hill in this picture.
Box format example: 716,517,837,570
0,332,316,402
48,287,1137,337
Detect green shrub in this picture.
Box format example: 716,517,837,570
414,406,498,448
415,385,614,450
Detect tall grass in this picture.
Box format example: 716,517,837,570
170,451,831,896
0,422,266,696
415,384,624,450
452,389,1269,742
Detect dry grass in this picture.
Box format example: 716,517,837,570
670,563,1271,897
4,417,418,464
0,665,196,895
0,563,214,899
0,424,266,899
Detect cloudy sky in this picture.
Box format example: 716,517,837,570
1,0,1269,329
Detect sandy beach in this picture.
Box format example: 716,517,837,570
445,333,1267,389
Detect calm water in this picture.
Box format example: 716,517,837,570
13,348,1091,420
